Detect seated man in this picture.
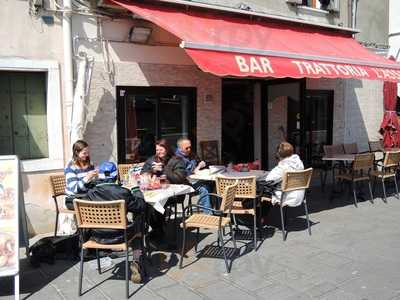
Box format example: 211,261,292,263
84,161,146,284
174,137,212,213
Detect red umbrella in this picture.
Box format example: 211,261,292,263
379,57,400,148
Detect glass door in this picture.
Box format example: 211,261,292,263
298,90,334,166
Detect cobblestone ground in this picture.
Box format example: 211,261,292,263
2,183,400,300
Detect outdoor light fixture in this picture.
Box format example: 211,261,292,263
128,26,152,44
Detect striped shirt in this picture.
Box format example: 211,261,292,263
64,161,95,197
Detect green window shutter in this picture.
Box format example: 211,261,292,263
0,71,48,159
26,73,48,158
0,74,13,155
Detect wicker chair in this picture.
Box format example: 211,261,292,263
323,144,346,185
117,163,144,183
199,140,220,165
180,180,238,273
371,151,400,202
336,153,375,207
215,176,259,250
368,140,384,152
279,168,313,241
74,199,142,299
343,143,359,154
50,174,75,237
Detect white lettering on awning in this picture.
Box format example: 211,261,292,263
235,55,274,74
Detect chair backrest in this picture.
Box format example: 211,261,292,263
219,181,238,213
199,140,220,165
118,164,133,180
216,176,256,199
282,168,313,193
369,140,384,152
343,143,358,154
383,151,400,168
352,153,375,171
73,199,127,230
50,174,66,197
323,144,344,156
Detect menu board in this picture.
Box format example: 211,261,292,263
0,156,19,277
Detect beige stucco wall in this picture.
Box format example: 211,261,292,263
0,1,65,236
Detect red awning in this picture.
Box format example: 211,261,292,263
110,0,400,82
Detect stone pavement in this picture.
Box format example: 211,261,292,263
1,184,400,300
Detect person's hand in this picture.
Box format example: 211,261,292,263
197,161,206,169
85,170,98,182
152,162,163,172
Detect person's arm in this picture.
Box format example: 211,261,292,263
65,165,93,195
124,188,146,214
141,157,153,174
165,158,189,184
265,164,284,183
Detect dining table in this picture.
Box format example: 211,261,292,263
189,169,269,182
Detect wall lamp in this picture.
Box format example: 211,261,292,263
128,26,152,44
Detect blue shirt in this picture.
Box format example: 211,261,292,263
64,161,95,197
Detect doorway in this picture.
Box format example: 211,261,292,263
287,90,334,167
222,79,254,164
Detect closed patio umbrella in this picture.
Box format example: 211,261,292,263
380,57,400,148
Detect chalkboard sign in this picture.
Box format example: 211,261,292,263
0,156,19,277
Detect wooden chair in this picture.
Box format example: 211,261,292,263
50,174,75,237
74,199,142,299
368,140,384,152
323,144,345,156
323,144,346,185
371,151,400,202
343,143,359,154
180,180,238,273
336,153,375,207
117,163,144,183
215,176,259,250
199,140,220,165
279,168,313,241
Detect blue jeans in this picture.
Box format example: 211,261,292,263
194,184,212,214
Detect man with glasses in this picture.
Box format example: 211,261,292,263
174,137,212,214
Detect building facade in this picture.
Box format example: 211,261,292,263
0,0,394,236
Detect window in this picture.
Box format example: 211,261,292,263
116,87,196,163
0,71,48,159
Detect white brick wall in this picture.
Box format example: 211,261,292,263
84,62,221,163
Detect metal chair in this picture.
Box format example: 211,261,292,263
215,176,258,250
180,180,238,273
199,140,220,165
336,153,375,207
74,199,142,299
117,163,144,184
50,174,75,237
323,144,346,185
279,168,313,241
343,143,359,154
371,150,400,202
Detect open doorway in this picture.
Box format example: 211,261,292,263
222,79,254,164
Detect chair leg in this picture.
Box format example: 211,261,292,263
218,228,229,273
382,178,387,202
54,211,59,237
253,213,257,250
304,198,311,236
367,180,374,204
232,214,239,231
229,223,237,251
78,247,84,296
179,227,186,268
195,228,199,252
279,205,286,241
352,181,358,207
125,248,129,299
394,176,400,199
96,249,101,274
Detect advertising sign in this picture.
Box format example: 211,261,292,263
0,156,19,278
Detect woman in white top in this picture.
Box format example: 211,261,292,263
266,142,305,207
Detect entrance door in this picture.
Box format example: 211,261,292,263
222,80,254,164
287,90,333,167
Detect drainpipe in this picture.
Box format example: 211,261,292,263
351,0,358,29
62,0,74,145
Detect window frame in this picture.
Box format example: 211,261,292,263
0,58,64,172
116,86,197,164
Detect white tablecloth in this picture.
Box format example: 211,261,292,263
142,184,194,214
189,169,268,182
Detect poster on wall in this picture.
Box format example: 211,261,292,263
0,156,19,278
